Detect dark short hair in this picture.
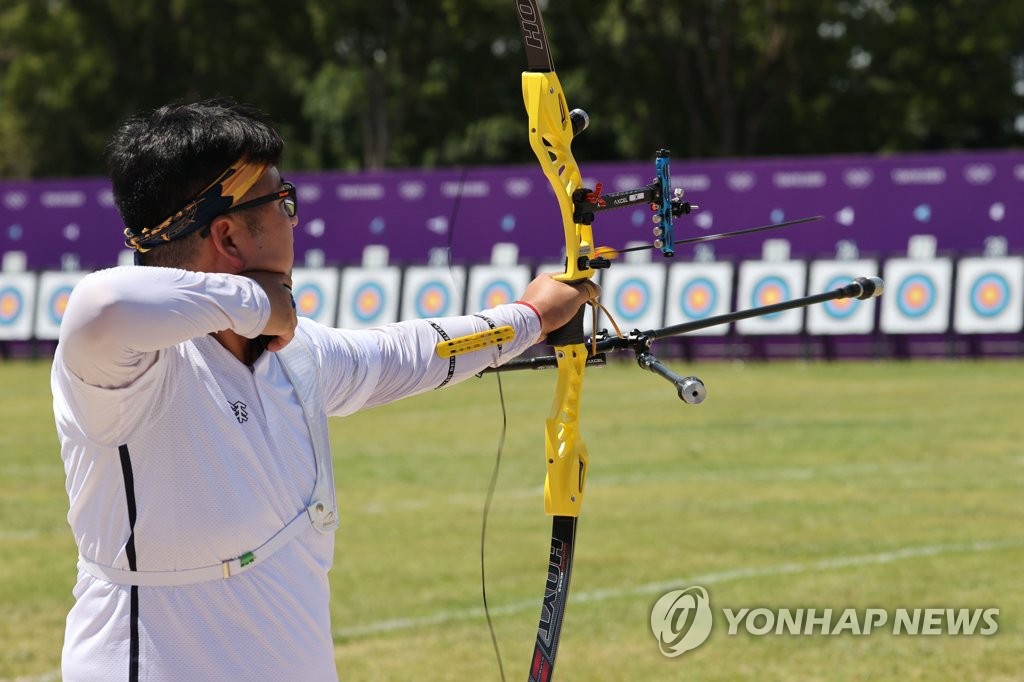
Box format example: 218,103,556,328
107,98,284,266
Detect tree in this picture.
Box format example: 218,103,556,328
1,0,1021,178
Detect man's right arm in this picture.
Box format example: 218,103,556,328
58,266,271,388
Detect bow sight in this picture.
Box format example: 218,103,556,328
568,136,696,265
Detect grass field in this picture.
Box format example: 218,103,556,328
2,357,1023,681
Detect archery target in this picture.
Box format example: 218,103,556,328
295,285,324,318
415,281,450,317
291,267,339,326
0,273,36,340
736,261,807,334
680,278,717,319
466,264,531,313
880,258,953,334
0,287,22,323
400,266,465,320
822,276,858,319
352,282,386,322
338,266,401,329
896,274,936,318
806,259,879,335
34,271,87,340
665,262,734,336
953,256,1023,333
600,264,666,331
614,278,650,321
969,274,1010,317
48,286,73,325
480,281,515,308
750,276,790,316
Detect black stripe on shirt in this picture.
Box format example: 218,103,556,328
118,444,140,682
428,321,457,389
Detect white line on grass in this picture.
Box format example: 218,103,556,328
351,460,940,515
333,538,1023,639
0,669,62,682
356,462,937,516
0,530,38,541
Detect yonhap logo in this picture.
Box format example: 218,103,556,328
650,585,999,659
649,586,714,657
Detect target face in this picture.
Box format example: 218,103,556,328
48,285,74,325
479,281,515,310
0,287,23,326
896,274,936,318
969,273,1010,318
822,275,859,319
414,281,450,318
614,278,650,322
293,283,324,319
351,282,386,323
751,276,790,320
679,278,717,319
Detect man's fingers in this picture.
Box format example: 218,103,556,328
266,329,295,352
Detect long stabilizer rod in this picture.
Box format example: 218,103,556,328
486,277,884,373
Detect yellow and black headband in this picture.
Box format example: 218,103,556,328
123,158,269,253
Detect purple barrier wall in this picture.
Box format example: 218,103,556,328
1,150,1021,270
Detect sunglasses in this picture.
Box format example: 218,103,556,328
224,182,297,218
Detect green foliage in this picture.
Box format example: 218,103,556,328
1,0,1022,177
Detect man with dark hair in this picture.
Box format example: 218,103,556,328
53,98,594,680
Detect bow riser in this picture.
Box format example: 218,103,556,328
543,346,590,517
522,71,594,283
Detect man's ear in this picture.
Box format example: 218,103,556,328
206,215,246,271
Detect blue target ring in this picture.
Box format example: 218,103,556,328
751,276,790,320
48,285,74,326
351,282,386,323
969,273,1010,318
823,275,860,319
0,286,23,326
294,283,324,319
614,278,650,321
896,274,936,318
680,278,717,319
415,281,450,318
479,280,515,310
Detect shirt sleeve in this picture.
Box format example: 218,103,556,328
300,303,543,417
57,266,271,389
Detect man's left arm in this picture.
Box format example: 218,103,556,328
305,274,594,416
309,302,540,417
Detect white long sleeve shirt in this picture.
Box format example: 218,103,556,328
52,266,542,682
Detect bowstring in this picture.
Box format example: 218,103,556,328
481,371,508,682
445,164,508,682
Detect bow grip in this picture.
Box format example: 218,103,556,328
546,304,586,347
